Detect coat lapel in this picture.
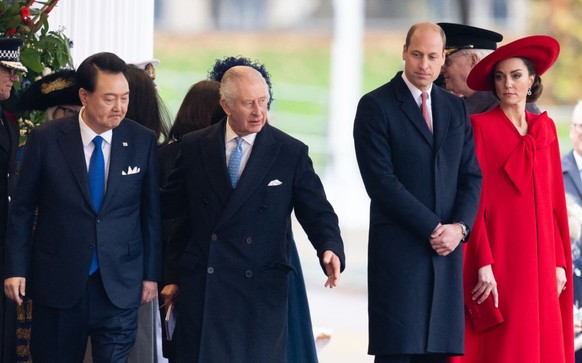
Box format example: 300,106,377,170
393,74,434,147
214,124,280,230
431,87,452,153
200,121,232,207
100,122,129,213
57,118,93,208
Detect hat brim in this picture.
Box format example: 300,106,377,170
0,60,27,72
467,35,560,91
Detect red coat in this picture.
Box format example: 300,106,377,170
451,107,574,363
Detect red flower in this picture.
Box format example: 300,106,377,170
6,28,17,37
20,6,31,21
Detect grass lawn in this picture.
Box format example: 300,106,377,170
154,31,574,169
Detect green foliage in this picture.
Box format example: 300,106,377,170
0,0,72,142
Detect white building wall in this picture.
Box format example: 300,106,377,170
47,0,155,67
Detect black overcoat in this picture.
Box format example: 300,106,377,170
163,120,345,362
353,72,482,355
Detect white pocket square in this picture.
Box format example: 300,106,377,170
268,179,282,186
122,166,141,176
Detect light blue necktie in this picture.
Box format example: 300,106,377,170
228,136,243,188
88,136,104,275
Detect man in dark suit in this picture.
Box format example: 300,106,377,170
562,100,582,362
161,65,345,362
0,37,25,363
4,52,161,363
353,22,482,363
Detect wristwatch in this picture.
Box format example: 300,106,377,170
457,222,469,242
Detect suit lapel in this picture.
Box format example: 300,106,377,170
564,151,582,199
214,124,280,230
393,74,433,146
57,118,93,208
101,122,129,213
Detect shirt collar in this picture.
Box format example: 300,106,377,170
574,149,582,172
225,118,257,145
401,72,433,105
79,106,113,147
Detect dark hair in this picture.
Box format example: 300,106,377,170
208,56,273,109
168,80,225,142
76,52,127,92
125,64,170,143
489,57,543,103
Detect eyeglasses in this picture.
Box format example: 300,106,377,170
0,66,19,78
56,106,81,117
444,52,469,67
572,123,582,133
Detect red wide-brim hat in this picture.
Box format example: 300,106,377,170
467,35,560,91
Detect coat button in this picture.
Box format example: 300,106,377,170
259,205,267,213
201,199,208,207
211,234,218,241
89,244,95,250
245,270,253,278
207,267,214,274
245,237,252,245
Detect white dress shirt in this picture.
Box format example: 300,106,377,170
79,107,113,190
402,73,434,130
225,120,257,180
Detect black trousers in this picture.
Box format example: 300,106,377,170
31,272,138,363
374,354,448,363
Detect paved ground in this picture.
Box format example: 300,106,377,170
295,219,373,363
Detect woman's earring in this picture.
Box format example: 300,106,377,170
527,87,532,96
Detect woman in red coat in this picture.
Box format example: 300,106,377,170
451,35,574,363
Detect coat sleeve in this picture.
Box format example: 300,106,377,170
292,143,345,273
140,132,162,282
467,117,494,269
353,93,441,239
5,128,43,278
548,118,575,363
160,142,191,284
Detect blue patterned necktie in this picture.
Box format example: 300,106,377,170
228,136,243,188
88,136,104,275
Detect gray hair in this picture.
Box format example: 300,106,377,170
219,66,269,106
466,48,494,62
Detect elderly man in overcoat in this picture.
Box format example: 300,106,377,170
161,65,345,362
353,22,482,363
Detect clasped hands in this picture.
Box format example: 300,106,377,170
429,223,464,256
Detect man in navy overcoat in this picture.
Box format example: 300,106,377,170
4,52,161,363
353,22,482,363
161,66,345,363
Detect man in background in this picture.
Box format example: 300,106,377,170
562,100,582,363
0,37,25,363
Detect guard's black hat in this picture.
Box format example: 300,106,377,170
16,69,81,112
438,23,503,56
0,37,26,72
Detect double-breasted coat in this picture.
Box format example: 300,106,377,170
353,72,482,356
162,120,345,362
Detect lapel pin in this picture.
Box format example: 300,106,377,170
122,142,128,147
